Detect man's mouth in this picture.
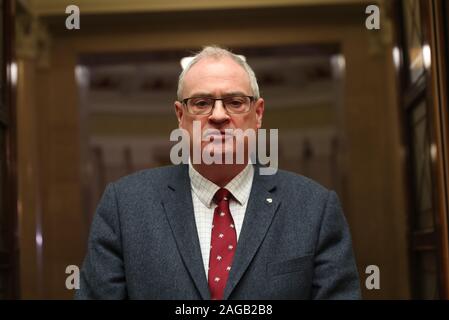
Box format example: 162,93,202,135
202,130,234,140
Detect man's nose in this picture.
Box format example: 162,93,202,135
209,100,230,123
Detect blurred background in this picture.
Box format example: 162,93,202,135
1,0,449,299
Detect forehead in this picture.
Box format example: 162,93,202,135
182,57,251,97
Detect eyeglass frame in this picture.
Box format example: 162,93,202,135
180,95,256,115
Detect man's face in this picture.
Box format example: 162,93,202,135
174,57,264,163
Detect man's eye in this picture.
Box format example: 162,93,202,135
193,99,211,107
227,98,244,107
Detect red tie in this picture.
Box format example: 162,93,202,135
208,188,237,300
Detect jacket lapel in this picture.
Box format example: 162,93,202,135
223,167,280,299
161,165,211,300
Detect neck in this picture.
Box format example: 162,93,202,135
192,162,247,187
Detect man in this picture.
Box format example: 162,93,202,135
75,46,361,299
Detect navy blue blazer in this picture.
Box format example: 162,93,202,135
75,164,361,299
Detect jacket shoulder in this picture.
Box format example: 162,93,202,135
111,164,183,191
272,168,331,199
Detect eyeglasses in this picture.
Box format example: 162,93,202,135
181,95,255,115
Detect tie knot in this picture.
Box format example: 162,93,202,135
213,188,231,204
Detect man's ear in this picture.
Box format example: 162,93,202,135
255,98,264,129
174,101,184,128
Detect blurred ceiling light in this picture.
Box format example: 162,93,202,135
392,46,401,70
180,55,247,70
75,65,89,87
10,62,17,86
423,44,432,69
330,54,346,78
36,232,43,247
430,143,437,162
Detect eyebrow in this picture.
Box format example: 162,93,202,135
187,91,249,98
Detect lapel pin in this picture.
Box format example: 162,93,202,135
266,198,273,204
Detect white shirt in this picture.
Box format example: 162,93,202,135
188,162,254,280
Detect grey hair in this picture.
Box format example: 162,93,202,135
177,45,260,101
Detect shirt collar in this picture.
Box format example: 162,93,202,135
188,161,254,208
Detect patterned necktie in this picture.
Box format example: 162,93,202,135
208,188,237,300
